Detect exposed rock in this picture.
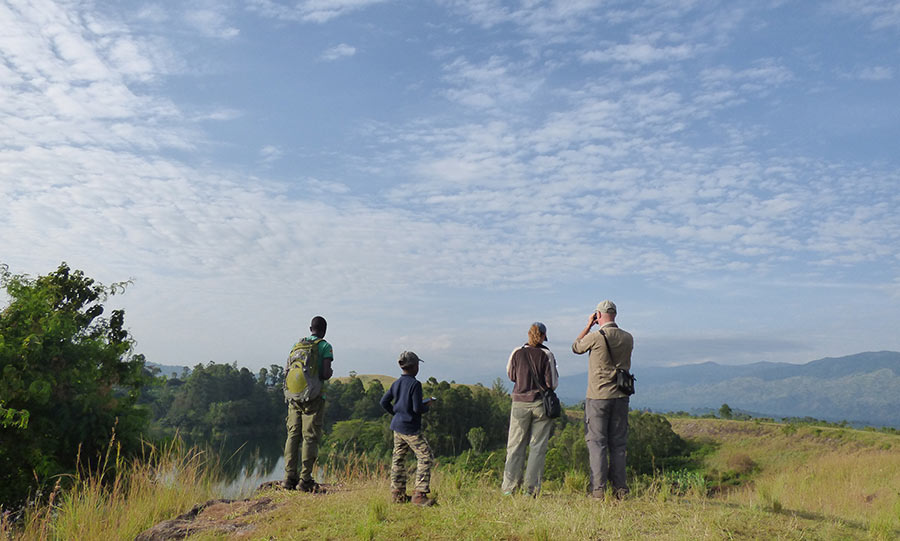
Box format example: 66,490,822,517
134,496,278,541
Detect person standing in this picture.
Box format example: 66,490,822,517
501,322,559,496
380,351,436,506
572,300,634,499
282,315,333,493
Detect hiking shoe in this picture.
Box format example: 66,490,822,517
590,489,605,499
614,488,629,501
281,478,298,490
299,479,326,494
391,489,410,504
411,491,436,507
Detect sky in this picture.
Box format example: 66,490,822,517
2,0,900,384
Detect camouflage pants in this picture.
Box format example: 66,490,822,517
283,395,325,483
390,431,434,493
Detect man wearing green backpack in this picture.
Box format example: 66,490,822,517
282,316,334,493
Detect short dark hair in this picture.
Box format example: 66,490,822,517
310,316,327,337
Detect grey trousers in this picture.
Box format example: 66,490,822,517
585,397,629,493
501,399,553,494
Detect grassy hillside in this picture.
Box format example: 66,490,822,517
332,374,397,388
669,417,900,532
6,418,899,540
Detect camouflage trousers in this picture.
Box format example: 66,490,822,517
283,395,325,483
390,431,434,493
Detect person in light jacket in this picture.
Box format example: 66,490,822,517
501,322,558,496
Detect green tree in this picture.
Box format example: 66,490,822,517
352,379,386,420
155,362,283,439
327,419,391,457
421,380,510,456
0,263,148,506
467,426,487,453
719,403,733,419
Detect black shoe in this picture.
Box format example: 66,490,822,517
282,478,298,490
299,479,326,494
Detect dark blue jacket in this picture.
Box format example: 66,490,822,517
380,374,430,435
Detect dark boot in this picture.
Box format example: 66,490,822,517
391,489,410,503
282,478,298,490
411,491,436,507
299,479,326,494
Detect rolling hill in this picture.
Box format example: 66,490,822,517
556,351,900,427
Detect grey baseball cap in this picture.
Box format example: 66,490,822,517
398,351,423,368
596,300,617,313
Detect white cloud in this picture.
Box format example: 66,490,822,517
184,7,240,39
0,0,189,151
856,66,894,81
440,0,606,36
259,145,283,164
829,0,900,30
247,0,391,24
304,178,351,194
3,0,900,374
320,43,357,61
581,40,696,65
441,56,543,110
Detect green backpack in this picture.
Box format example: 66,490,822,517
284,337,323,402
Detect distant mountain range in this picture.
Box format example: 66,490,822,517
556,351,900,428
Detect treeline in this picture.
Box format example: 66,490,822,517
141,362,694,485
141,363,286,439
140,366,514,460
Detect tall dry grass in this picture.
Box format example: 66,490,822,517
1,436,223,541
671,418,900,540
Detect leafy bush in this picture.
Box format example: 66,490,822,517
628,411,688,475
0,263,147,507
327,419,392,458
543,410,689,483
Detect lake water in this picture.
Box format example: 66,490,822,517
203,435,286,499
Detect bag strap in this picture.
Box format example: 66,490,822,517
521,346,549,394
599,329,619,368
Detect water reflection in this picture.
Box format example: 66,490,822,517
185,434,285,499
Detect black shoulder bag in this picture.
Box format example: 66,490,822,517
524,347,561,418
600,329,636,396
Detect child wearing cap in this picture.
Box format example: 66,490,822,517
379,351,437,506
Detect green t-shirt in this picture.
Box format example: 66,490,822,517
306,335,333,368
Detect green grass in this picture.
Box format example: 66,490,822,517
4,417,900,540
224,474,871,540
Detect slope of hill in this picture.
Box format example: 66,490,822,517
557,351,900,427
331,374,397,388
